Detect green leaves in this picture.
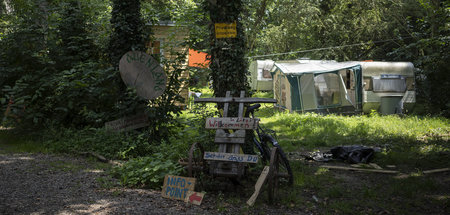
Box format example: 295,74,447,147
113,152,183,189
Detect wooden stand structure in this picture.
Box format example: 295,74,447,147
194,91,276,177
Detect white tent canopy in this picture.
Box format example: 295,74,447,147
274,60,360,75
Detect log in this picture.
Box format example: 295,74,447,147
423,168,450,174
321,165,399,174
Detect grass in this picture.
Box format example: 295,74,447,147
0,129,47,153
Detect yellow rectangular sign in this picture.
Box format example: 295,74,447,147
215,22,237,38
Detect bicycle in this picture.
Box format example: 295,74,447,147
245,103,294,197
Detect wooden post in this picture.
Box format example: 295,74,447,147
247,166,270,206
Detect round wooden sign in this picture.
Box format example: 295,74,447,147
119,51,167,100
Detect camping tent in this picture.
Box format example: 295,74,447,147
271,60,363,114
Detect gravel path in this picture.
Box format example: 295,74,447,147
0,152,299,215
0,153,214,215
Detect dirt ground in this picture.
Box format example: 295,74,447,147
1,147,449,214
0,151,302,215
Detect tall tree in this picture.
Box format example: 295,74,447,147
108,0,145,68
204,0,249,98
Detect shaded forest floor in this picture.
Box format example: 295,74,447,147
1,148,449,214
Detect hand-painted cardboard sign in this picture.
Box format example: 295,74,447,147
104,113,149,132
204,152,259,163
119,51,167,100
215,22,237,38
184,191,205,205
161,175,196,201
205,117,259,130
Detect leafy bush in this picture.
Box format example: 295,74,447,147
43,127,155,160
112,139,189,189
113,155,183,189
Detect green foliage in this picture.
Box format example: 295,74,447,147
112,142,184,189
0,0,119,128
51,0,99,71
143,50,186,144
43,127,127,159
387,1,449,116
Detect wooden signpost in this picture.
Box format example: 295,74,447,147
194,91,276,177
161,175,196,201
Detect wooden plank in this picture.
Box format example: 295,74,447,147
321,165,399,174
218,143,227,153
214,130,246,144
232,144,241,154
223,91,231,117
161,175,196,201
209,162,246,177
195,97,277,104
205,117,259,130
247,166,270,206
215,129,246,138
215,137,245,144
423,168,450,174
204,152,259,163
238,91,245,118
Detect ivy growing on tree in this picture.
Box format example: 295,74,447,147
108,0,146,69
203,0,250,99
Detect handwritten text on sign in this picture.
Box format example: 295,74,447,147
119,51,167,100
205,117,258,130
104,113,149,132
215,22,237,38
204,152,259,163
161,175,196,201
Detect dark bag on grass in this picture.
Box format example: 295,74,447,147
330,146,375,164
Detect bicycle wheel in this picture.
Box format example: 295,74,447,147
188,142,206,177
262,135,293,185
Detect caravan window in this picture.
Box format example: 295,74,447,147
314,73,341,106
372,75,406,92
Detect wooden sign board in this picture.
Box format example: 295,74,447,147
204,152,259,163
184,191,205,205
215,22,237,38
161,175,196,201
205,117,259,130
105,113,149,132
119,51,167,100
214,129,246,144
